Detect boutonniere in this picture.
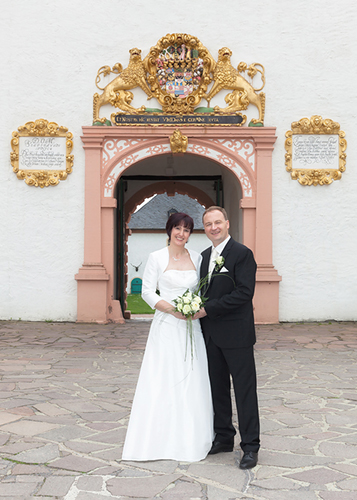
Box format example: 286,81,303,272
214,256,225,272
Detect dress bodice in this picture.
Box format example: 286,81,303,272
158,270,198,304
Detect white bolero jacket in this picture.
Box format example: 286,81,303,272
141,246,202,309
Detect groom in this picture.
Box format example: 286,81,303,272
194,206,260,469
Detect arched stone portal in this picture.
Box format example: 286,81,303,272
76,125,281,324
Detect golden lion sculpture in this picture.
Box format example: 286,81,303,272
204,47,265,124
93,48,153,122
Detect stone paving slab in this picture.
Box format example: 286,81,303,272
36,475,75,497
0,320,356,499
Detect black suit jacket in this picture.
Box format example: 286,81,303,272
200,237,256,349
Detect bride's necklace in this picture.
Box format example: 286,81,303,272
171,249,187,261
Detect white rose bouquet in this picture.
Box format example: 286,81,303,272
173,289,207,365
173,256,233,366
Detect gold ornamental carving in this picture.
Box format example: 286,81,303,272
285,115,347,186
170,129,188,153
93,33,265,126
10,119,74,188
203,47,265,124
93,48,150,121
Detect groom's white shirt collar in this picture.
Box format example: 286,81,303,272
212,235,231,255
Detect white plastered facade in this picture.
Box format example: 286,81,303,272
0,0,356,322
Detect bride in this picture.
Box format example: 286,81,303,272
122,212,214,462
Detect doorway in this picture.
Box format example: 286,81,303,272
114,166,225,313
76,125,281,323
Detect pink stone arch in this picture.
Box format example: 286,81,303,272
76,125,281,324
101,137,256,200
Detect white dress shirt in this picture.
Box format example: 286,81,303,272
212,235,231,256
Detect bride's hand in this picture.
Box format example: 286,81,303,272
155,300,187,320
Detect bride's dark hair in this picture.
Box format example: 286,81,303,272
166,212,194,242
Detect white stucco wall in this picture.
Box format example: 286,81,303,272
1,0,356,321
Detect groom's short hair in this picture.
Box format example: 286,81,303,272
202,206,228,222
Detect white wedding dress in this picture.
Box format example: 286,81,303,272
122,269,214,462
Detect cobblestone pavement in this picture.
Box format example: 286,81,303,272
0,319,356,499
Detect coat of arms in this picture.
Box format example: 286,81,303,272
93,33,265,126
156,45,203,97
148,34,211,113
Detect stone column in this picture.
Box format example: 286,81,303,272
240,197,256,253
253,132,281,323
75,133,111,323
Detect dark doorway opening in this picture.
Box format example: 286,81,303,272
114,175,224,312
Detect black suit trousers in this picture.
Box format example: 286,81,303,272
206,337,260,453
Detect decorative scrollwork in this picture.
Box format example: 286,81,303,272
285,116,347,186
17,119,69,136
93,34,266,124
290,169,342,186
10,119,74,188
291,115,340,135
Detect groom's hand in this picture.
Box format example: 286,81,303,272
171,311,187,320
193,308,207,320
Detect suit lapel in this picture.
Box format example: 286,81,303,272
201,248,211,279
201,238,234,294
200,248,211,296
209,238,234,286
220,237,234,261
206,237,234,291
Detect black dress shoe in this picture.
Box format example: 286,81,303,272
208,441,234,455
239,451,258,469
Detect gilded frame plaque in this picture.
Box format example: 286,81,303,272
285,115,347,186
10,119,74,188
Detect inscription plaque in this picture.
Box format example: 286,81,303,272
19,137,67,171
10,119,74,188
292,135,339,169
111,113,246,127
285,116,347,186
